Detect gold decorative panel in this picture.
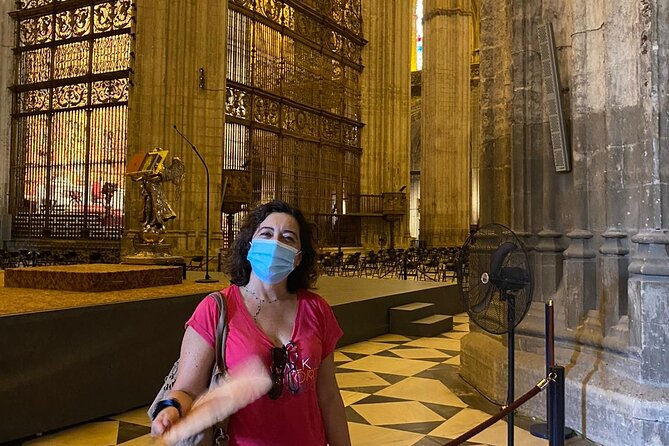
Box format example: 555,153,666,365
224,0,365,248
10,0,134,240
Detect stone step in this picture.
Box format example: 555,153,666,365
389,301,436,327
392,314,454,338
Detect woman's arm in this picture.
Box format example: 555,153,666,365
317,353,351,446
151,326,215,436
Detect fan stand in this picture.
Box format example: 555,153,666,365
502,289,516,446
458,223,534,446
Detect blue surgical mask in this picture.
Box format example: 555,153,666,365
247,239,300,284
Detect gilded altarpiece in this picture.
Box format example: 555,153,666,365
224,0,365,247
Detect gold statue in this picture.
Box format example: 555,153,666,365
126,148,185,244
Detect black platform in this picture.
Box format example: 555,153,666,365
0,272,459,443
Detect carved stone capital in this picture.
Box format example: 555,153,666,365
629,228,669,276
564,229,596,259
535,229,564,253
600,228,629,256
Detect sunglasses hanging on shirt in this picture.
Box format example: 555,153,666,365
268,341,300,400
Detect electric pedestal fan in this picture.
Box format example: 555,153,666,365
456,223,533,446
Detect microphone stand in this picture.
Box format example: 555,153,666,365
173,125,218,283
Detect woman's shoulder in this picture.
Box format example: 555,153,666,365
192,292,219,317
297,288,332,310
200,285,239,308
297,287,324,300
220,284,239,298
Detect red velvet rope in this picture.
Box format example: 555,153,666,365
444,380,547,446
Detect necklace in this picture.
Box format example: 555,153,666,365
243,286,280,321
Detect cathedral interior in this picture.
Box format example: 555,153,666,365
0,0,668,445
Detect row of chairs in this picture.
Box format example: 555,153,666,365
0,250,214,272
318,247,460,282
0,249,110,269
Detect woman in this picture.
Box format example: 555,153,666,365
151,200,351,446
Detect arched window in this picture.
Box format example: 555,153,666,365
416,0,423,71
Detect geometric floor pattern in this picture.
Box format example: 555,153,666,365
5,314,596,446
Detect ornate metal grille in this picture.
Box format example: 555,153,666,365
224,0,365,248
10,0,133,240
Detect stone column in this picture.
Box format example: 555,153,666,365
360,0,412,248
599,229,629,335
522,229,564,333
552,2,602,332
534,229,564,299
420,0,472,246
637,0,667,234
561,229,596,330
0,2,13,218
125,0,228,257
469,54,480,228
530,0,564,310
628,230,669,385
602,1,641,228
591,1,637,348
628,0,669,383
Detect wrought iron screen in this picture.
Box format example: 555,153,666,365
224,0,365,248
9,0,133,240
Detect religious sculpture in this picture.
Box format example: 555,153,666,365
126,148,184,244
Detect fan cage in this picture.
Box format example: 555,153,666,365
457,223,533,335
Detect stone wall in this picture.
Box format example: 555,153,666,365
124,0,228,257
0,3,14,223
420,0,474,246
360,0,413,249
464,1,669,445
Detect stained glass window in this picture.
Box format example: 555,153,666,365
10,0,133,240
416,0,423,71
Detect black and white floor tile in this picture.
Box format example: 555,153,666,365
8,314,595,446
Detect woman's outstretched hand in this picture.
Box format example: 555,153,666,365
162,357,272,445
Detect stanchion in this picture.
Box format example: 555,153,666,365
530,300,574,441
506,293,516,446
549,365,566,446
530,301,554,438
445,300,573,446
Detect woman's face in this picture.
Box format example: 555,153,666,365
252,212,302,252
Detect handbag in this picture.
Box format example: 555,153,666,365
148,290,229,446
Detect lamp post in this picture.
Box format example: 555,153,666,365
173,125,218,283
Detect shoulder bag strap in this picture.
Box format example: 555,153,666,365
212,290,229,375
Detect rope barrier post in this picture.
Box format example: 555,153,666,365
531,300,574,443
506,293,516,446
548,365,566,446
530,300,555,439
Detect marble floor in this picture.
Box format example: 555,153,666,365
5,314,596,446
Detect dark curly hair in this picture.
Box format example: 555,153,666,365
225,200,318,292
